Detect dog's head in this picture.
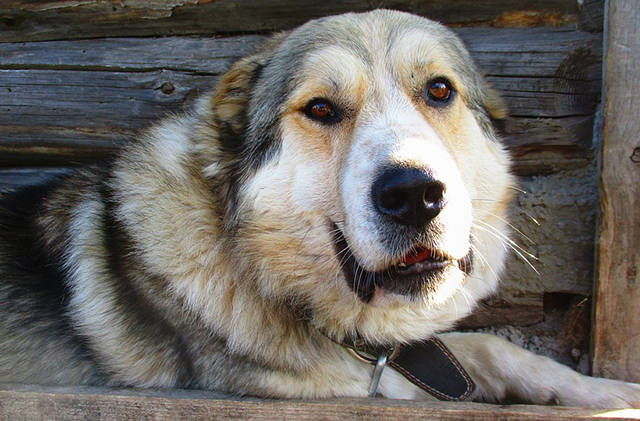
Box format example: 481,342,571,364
202,10,513,344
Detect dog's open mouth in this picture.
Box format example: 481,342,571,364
396,247,449,273
331,222,472,302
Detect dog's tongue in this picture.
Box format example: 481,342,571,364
401,248,432,266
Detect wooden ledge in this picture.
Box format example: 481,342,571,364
1,383,639,420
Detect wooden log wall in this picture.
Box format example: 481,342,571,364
0,1,605,369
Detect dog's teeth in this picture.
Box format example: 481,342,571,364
398,262,407,268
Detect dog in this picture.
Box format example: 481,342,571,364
1,9,639,407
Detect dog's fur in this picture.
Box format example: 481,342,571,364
1,10,638,407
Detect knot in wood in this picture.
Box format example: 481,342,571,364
630,147,640,164
160,82,175,95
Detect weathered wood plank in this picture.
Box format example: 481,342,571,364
506,116,596,175
456,27,602,76
0,125,123,167
0,36,265,74
0,28,602,170
0,168,70,191
0,69,217,129
592,0,640,383
1,383,638,420
0,0,580,43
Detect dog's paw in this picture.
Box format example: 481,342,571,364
558,375,640,409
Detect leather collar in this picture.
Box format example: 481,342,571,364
335,335,475,400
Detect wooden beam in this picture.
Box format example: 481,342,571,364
592,0,640,382
0,0,579,42
1,383,639,420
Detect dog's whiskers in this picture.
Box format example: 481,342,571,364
474,220,537,260
472,222,539,275
471,198,499,202
453,286,475,318
483,211,536,245
354,260,364,299
365,271,374,297
336,245,352,263
507,185,528,194
469,241,498,280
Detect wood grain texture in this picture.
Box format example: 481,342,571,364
1,383,638,420
0,28,603,170
0,168,71,191
0,35,265,73
592,0,640,383
579,0,604,32
0,0,579,42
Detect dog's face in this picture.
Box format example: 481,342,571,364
206,10,513,344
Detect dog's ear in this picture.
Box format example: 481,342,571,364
482,85,508,121
210,33,288,135
480,84,508,136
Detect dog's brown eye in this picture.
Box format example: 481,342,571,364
425,78,454,105
303,98,342,124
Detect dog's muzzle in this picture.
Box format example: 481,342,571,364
333,165,472,302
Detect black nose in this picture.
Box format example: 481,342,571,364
372,167,446,227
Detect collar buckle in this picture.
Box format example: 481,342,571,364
346,338,399,365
